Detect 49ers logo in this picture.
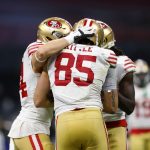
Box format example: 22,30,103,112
47,20,62,28
99,22,108,29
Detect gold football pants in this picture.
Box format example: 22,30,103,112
129,132,150,150
56,108,109,150
107,127,127,150
10,133,54,150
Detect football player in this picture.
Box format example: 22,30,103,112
128,59,150,150
96,20,136,150
8,17,73,150
34,18,118,150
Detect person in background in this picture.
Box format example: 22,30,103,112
128,59,150,150
97,20,136,150
0,124,6,150
34,18,118,150
8,17,72,150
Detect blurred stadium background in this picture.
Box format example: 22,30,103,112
0,0,150,149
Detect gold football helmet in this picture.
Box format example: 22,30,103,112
134,59,150,87
73,18,104,46
96,20,116,48
135,59,149,74
37,17,72,42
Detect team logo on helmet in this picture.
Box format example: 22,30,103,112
46,20,62,29
99,22,108,29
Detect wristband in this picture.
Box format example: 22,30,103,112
64,32,74,44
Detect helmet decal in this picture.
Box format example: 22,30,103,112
99,22,108,29
96,20,116,48
46,20,62,29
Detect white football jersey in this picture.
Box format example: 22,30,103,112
8,40,53,138
103,55,136,122
128,83,150,130
47,43,117,116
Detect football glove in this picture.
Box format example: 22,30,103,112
64,26,95,44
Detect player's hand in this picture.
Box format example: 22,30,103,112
74,26,95,37
64,26,95,44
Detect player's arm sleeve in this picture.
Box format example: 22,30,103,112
26,41,46,73
102,68,117,90
119,56,136,81
106,50,118,68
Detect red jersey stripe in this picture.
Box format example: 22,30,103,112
108,56,117,61
125,62,134,66
28,47,38,52
125,65,136,70
28,43,44,56
28,50,36,56
107,60,117,64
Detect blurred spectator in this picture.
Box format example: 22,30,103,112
1,97,16,121
0,82,19,150
0,130,5,150
128,59,150,150
0,118,6,150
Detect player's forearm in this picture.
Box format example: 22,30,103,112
102,89,118,114
36,99,54,108
36,38,69,60
35,26,95,61
34,94,54,108
118,93,135,115
32,38,69,73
